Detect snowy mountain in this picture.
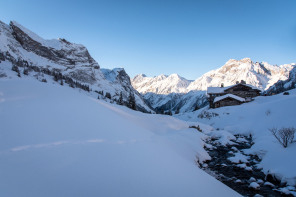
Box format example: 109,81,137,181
132,58,295,95
0,20,152,112
265,66,296,95
132,73,192,94
187,58,295,91
143,91,208,114
132,58,295,113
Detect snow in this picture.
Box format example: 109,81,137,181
176,89,296,186
131,73,193,94
257,179,264,184
207,86,228,94
186,58,294,91
11,21,63,50
214,94,245,103
132,57,295,113
228,152,249,164
264,182,275,187
132,58,295,96
0,78,240,197
205,129,237,146
249,182,260,190
0,20,152,112
207,84,260,95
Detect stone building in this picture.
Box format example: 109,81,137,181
207,82,261,108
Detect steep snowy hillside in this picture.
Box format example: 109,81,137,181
0,20,152,112
187,58,294,91
0,78,240,197
265,66,296,95
176,90,296,190
132,73,192,94
143,91,208,114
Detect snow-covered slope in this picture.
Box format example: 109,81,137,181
132,73,192,94
0,78,240,197
187,58,295,91
143,91,208,114
265,66,296,95
0,20,152,112
176,89,296,186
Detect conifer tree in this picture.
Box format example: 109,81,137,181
23,68,28,75
118,92,123,105
105,92,111,99
128,93,136,110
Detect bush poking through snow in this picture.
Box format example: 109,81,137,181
269,127,296,148
197,111,219,119
265,109,271,116
189,125,202,132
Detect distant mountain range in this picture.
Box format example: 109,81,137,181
132,58,295,113
132,74,193,94
132,58,295,94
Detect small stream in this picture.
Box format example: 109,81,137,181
200,134,295,197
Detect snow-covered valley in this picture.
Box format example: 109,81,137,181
0,78,240,197
176,89,296,195
1,19,296,197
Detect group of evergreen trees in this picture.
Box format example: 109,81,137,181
11,59,91,92
9,56,139,111
96,90,137,110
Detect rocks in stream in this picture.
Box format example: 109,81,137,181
200,134,295,196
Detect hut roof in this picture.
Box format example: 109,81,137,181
214,94,245,103
207,83,261,94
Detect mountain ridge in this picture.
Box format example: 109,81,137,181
132,58,295,113
0,20,152,112
132,58,295,95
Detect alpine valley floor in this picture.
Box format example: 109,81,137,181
0,78,240,197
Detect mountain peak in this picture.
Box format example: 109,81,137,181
169,73,181,78
225,57,252,65
240,57,252,63
131,73,191,94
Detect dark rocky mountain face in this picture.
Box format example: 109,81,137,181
9,21,99,68
143,91,208,114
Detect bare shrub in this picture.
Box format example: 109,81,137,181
189,125,202,132
265,109,271,116
198,111,219,119
269,127,296,148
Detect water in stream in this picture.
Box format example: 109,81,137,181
200,134,296,197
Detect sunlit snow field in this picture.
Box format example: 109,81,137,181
0,78,240,197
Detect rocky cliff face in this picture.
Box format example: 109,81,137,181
0,20,152,112
10,21,97,67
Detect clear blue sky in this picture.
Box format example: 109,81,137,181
1,0,295,80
